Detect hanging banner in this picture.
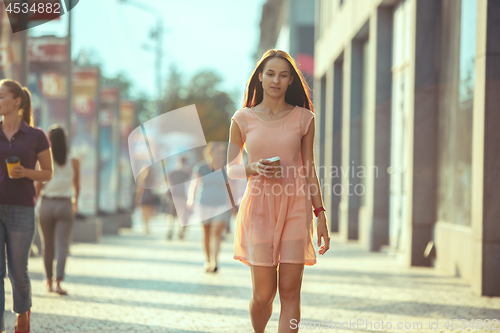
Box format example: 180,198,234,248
71,67,99,216
28,36,68,131
0,4,23,81
98,86,120,214
118,100,135,211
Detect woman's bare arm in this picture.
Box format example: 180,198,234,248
301,119,330,254
70,158,80,213
72,158,80,201
10,148,53,181
227,120,271,179
186,173,201,206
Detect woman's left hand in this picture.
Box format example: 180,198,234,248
186,198,194,210
9,165,27,179
317,213,330,255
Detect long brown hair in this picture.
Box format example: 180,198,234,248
243,49,314,112
48,125,68,166
0,79,33,126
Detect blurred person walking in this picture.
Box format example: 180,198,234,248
35,125,80,296
165,155,191,240
135,169,158,235
227,50,330,333
0,79,53,333
187,143,233,273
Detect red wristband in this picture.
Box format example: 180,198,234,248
313,206,326,217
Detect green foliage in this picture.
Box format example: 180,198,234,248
161,64,237,144
101,72,133,100
74,50,238,138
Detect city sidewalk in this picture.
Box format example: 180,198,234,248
4,211,499,332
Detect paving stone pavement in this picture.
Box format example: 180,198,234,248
3,211,499,332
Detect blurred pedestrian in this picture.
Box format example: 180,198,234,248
0,79,53,333
35,125,80,296
187,143,232,273
166,155,191,240
135,169,157,235
226,49,330,332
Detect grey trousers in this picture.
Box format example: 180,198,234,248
37,197,74,280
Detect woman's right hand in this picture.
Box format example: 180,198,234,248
252,159,276,177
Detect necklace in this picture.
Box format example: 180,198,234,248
254,106,292,120
268,109,287,120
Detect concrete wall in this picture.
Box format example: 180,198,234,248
470,0,500,297
316,0,386,245
316,0,440,259
405,0,440,267
435,222,474,282
315,0,500,296
316,0,392,248
315,0,385,77
433,0,500,297
361,7,392,251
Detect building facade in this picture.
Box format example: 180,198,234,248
256,0,315,84
314,0,500,297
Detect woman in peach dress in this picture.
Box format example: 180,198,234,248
227,49,330,333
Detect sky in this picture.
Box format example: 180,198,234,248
30,0,267,102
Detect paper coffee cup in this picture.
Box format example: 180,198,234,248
266,156,282,179
5,156,20,179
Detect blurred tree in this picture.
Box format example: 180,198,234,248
135,93,155,125
73,50,238,140
161,65,237,144
102,72,133,100
162,63,185,112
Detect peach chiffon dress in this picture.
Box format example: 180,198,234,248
231,106,317,267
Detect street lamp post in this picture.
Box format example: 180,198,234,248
118,0,163,116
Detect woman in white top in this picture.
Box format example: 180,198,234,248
35,125,80,295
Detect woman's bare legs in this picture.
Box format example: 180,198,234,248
250,265,278,333
142,205,153,234
277,263,304,332
44,278,53,292
212,222,226,270
55,277,68,295
166,213,174,240
202,224,211,269
15,311,29,332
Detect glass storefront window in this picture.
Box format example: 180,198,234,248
459,0,477,107
437,0,476,227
